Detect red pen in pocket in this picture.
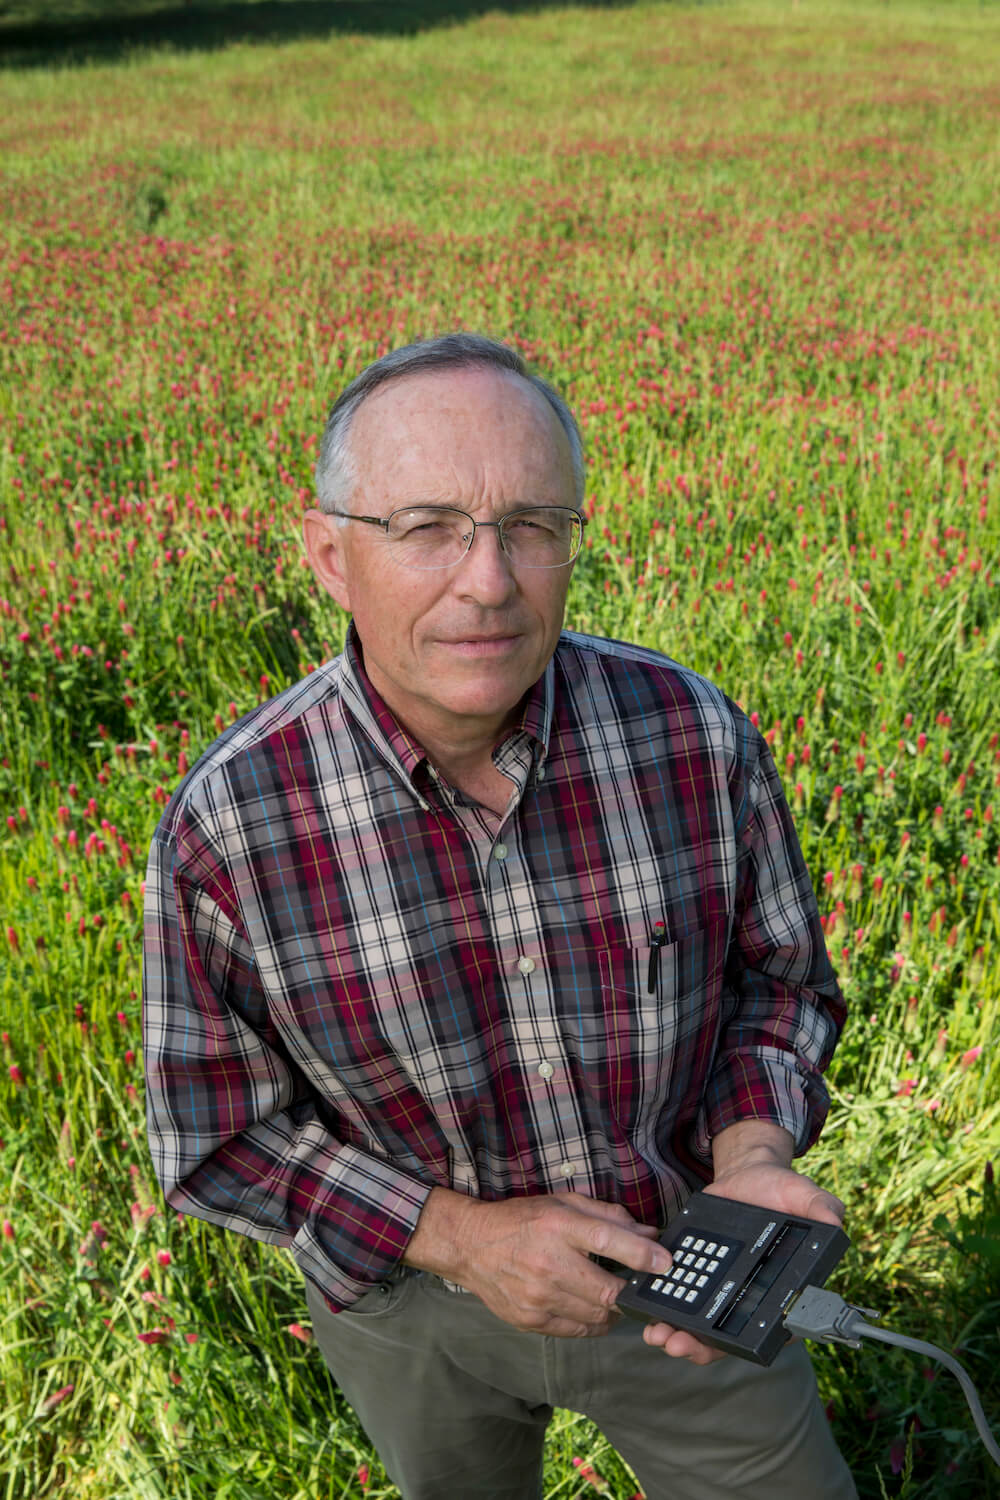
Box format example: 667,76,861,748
647,920,667,994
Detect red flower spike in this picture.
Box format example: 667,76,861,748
40,1384,74,1413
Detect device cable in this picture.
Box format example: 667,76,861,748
783,1285,1000,1466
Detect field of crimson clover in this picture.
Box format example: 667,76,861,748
1,0,999,1495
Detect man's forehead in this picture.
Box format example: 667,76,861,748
352,365,563,452
343,364,577,511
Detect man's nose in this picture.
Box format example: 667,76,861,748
454,524,517,603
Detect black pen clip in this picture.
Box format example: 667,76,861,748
647,921,667,994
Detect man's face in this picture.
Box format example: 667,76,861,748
303,366,579,748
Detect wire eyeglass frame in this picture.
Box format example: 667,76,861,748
327,504,586,571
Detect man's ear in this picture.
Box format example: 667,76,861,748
302,509,352,612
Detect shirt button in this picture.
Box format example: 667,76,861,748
537,1061,554,1080
494,843,508,860
558,1162,575,1179
517,956,536,975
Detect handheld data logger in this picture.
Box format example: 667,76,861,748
616,1191,999,1466
616,1190,849,1365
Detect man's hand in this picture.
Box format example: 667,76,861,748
641,1120,846,1366
404,1188,672,1338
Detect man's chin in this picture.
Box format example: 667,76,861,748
436,686,528,724
429,664,537,719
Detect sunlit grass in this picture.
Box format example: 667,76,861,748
2,1,999,1496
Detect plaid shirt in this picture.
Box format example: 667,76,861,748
143,628,845,1312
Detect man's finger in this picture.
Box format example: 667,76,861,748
705,1168,846,1228
642,1321,725,1365
494,1281,627,1337
561,1195,650,1228
575,1217,672,1277
810,1188,846,1223
781,1178,846,1226
533,1314,620,1340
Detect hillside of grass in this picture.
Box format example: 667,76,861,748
1,3,999,1496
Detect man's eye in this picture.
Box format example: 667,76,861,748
395,517,448,537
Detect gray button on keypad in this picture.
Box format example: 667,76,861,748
643,1228,743,1317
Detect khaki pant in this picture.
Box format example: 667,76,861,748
305,1269,858,1500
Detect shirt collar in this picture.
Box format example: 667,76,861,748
339,622,554,789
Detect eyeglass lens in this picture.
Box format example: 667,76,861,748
384,508,582,570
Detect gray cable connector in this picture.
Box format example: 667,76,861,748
783,1285,1000,1466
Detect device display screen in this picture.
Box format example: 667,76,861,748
715,1225,807,1335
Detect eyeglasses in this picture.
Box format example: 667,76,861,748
328,505,586,571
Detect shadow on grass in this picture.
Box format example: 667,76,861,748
0,0,652,68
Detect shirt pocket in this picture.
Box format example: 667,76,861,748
595,922,727,1139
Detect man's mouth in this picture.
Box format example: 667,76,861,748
438,634,522,654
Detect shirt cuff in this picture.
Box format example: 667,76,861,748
691,1048,831,1166
290,1144,435,1312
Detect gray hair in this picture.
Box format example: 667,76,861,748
314,332,585,518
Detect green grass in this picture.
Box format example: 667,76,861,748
1,1,999,1495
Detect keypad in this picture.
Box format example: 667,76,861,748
640,1228,742,1316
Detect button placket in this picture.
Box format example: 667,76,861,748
481,815,590,1199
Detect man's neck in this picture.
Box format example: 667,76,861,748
411,721,516,816
354,648,519,785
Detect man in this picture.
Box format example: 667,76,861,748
143,333,857,1499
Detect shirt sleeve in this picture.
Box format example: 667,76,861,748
142,824,433,1313
696,715,846,1159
